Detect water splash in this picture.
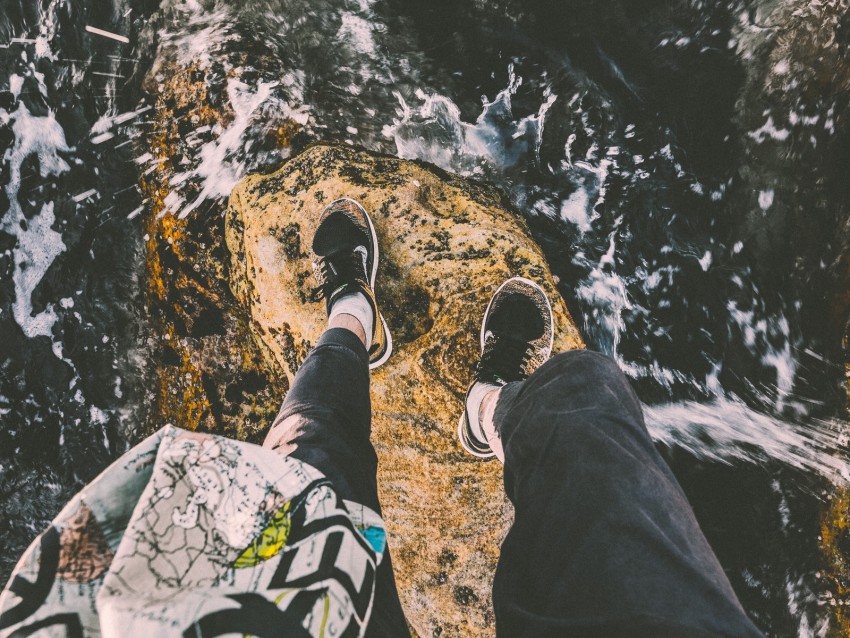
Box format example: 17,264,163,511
170,78,297,219
143,5,312,220
574,232,632,357
646,396,849,483
385,64,556,178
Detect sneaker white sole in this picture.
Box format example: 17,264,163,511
459,277,555,458
370,314,393,370
458,410,497,458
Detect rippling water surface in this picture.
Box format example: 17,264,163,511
1,0,849,634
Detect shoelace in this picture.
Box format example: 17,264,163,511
310,249,368,302
475,332,542,384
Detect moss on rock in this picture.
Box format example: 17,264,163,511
139,61,287,444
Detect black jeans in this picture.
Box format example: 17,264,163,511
265,329,764,638
264,328,409,637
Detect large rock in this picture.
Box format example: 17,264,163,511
225,143,584,636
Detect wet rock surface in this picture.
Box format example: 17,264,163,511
225,143,583,636
138,59,297,445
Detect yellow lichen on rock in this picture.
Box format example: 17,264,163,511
820,486,850,637
226,143,584,636
139,60,290,442
818,353,850,637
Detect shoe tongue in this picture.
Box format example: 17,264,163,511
479,332,532,384
489,293,545,342
312,211,369,257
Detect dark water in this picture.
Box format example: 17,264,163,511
1,0,848,634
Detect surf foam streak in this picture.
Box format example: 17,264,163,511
645,397,849,483
174,78,281,218
150,7,311,220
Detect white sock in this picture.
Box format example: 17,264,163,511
329,292,374,349
466,381,502,451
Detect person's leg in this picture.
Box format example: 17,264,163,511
263,326,408,638
264,325,377,511
263,198,407,637
489,350,764,637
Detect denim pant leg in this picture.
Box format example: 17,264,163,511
263,327,409,638
490,350,764,638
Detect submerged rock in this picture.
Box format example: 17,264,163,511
139,60,296,444
225,143,583,636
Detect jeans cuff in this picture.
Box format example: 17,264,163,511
316,327,369,364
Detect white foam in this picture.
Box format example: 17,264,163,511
2,107,70,232
160,7,231,69
575,234,631,357
11,202,66,338
773,60,790,75
1,99,71,341
749,116,791,143
762,315,799,411
389,65,558,176
727,292,802,412
646,397,849,483
337,12,377,56
560,188,591,231
175,78,280,218
9,74,24,98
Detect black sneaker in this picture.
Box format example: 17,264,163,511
458,277,554,458
310,198,392,368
